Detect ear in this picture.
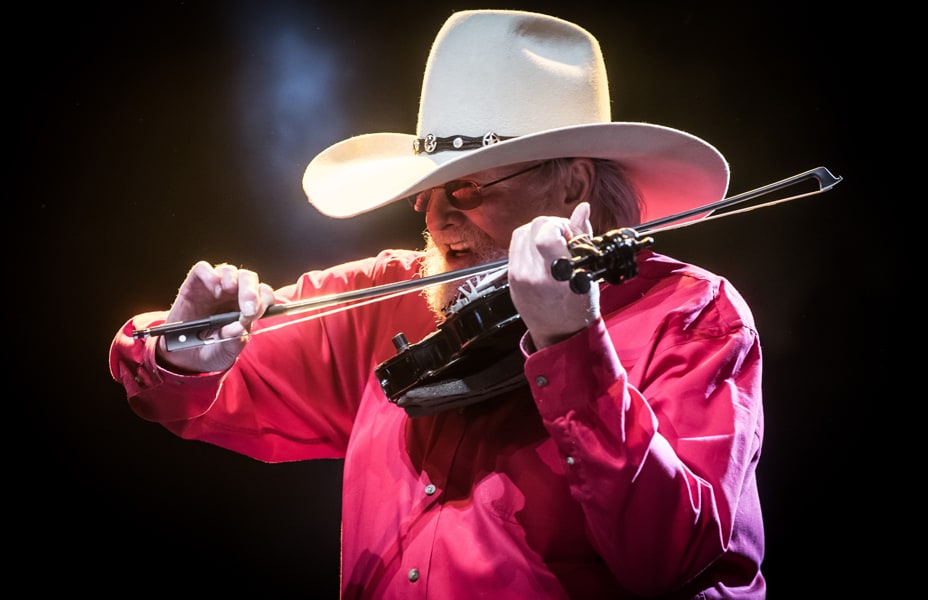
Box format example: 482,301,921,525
564,158,595,208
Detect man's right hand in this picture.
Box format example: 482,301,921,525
155,261,276,374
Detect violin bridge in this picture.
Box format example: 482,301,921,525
443,266,510,316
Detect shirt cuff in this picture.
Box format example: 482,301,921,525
522,319,625,418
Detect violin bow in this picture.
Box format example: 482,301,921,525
133,165,842,350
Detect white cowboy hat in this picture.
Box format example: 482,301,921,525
302,9,729,224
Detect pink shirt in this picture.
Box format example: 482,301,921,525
110,249,765,598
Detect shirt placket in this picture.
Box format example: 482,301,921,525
398,413,468,598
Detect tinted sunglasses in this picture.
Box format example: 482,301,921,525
407,161,549,212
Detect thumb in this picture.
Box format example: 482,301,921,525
569,202,593,236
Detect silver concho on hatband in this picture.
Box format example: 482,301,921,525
413,132,514,154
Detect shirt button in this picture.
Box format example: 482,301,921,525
424,484,437,495
408,568,420,582
535,375,549,387
566,456,575,465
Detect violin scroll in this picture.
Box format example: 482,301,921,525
551,227,654,293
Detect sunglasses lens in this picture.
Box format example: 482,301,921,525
406,181,482,212
446,181,482,210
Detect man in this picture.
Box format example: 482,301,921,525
110,9,765,598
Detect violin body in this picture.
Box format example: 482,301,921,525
375,285,526,401
375,229,651,402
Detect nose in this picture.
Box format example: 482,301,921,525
423,187,463,231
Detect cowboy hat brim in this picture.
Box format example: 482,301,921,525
303,121,729,226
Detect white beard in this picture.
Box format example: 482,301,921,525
418,228,508,322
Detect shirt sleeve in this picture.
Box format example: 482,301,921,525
109,312,228,422
108,250,432,464
107,303,361,463
523,280,762,596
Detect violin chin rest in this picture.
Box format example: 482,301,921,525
395,350,526,417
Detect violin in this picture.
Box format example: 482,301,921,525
374,227,653,402
374,163,844,404
132,166,842,407
375,283,525,401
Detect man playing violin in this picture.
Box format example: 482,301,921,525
110,9,766,599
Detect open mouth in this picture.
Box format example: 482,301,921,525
447,249,471,260
446,243,471,260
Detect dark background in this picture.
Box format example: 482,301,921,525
15,1,896,596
